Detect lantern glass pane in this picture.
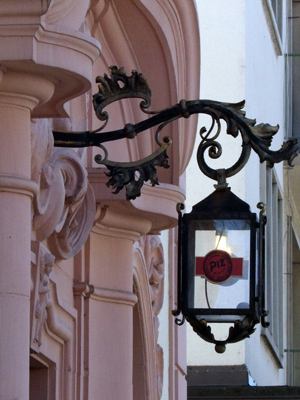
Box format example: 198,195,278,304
193,219,251,316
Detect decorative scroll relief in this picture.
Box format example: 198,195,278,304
31,119,95,260
144,236,165,317
140,235,165,399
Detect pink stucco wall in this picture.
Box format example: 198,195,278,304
0,1,200,399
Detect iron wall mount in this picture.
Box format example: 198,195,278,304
53,66,300,199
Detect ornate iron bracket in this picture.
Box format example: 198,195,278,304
53,66,300,199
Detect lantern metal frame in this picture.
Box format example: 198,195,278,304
174,181,268,353
53,66,299,351
180,187,259,319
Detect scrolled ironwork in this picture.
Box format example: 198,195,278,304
186,315,258,354
95,137,171,200
175,315,186,326
195,100,294,183
53,66,300,199
93,66,152,121
171,309,186,326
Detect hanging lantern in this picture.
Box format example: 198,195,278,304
175,184,267,353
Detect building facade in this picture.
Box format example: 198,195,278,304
2,1,300,399
0,1,200,399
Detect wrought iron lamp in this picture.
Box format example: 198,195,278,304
175,170,268,353
53,66,300,351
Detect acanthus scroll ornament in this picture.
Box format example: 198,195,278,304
31,119,95,260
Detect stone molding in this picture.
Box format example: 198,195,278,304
0,6,100,118
0,0,49,23
35,19,100,68
73,281,94,297
93,202,152,241
0,71,56,110
89,168,185,234
74,282,138,307
0,175,38,198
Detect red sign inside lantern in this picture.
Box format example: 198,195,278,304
196,250,243,283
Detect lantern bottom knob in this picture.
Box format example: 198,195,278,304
215,343,226,353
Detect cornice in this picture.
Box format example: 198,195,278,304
0,20,100,117
36,20,100,64
88,168,185,233
92,202,152,242
0,72,56,109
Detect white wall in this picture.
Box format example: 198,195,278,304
186,0,247,367
186,0,247,212
244,0,288,385
186,0,288,385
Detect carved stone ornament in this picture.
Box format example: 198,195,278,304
144,236,165,317
31,119,95,260
31,241,55,350
140,235,165,399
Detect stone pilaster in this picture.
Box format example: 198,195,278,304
0,71,55,399
83,204,151,399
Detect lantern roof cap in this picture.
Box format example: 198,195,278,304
189,187,254,219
